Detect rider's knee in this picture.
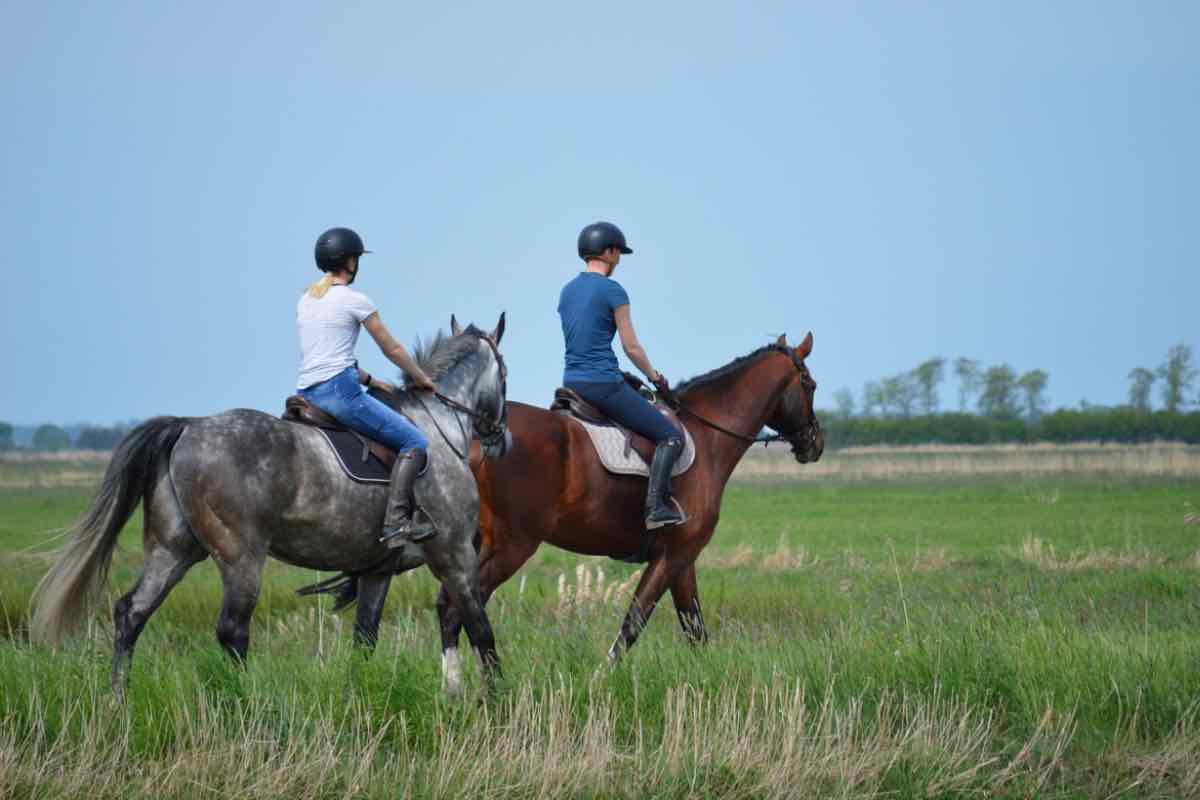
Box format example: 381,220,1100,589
409,429,430,451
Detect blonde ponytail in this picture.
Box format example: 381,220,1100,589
306,274,334,299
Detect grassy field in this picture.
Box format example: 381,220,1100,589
2,447,1200,798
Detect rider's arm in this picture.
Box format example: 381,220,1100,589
614,304,662,383
363,313,436,391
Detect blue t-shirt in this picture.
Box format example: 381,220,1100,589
558,272,630,383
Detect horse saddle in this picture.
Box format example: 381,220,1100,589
550,387,695,478
282,395,397,483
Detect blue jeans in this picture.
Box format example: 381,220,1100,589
566,379,682,444
300,366,429,453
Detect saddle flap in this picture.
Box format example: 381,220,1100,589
620,411,687,466
282,395,398,471
566,416,697,478
551,387,690,471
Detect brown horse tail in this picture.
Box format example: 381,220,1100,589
30,416,190,645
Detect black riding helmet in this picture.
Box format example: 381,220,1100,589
577,221,633,260
314,227,371,272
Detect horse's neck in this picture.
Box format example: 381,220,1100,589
681,356,792,480
439,371,477,406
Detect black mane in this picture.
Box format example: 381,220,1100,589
674,344,786,395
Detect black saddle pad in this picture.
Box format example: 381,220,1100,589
315,428,391,484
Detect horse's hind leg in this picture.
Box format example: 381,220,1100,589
214,553,266,663
669,563,708,645
352,574,393,651
112,481,207,695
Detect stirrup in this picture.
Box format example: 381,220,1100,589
645,496,687,530
380,516,437,547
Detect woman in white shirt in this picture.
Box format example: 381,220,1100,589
297,227,438,545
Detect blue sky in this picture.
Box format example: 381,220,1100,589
2,1,1196,426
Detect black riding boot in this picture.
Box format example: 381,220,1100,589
380,449,437,547
645,437,685,530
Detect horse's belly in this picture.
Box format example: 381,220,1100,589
268,486,391,571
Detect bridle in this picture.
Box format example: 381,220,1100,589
662,344,820,456
418,333,508,459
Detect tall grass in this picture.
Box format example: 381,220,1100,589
4,591,1200,798
4,460,1200,796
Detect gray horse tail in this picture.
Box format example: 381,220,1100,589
31,416,190,645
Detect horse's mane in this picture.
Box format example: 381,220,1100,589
406,326,487,385
674,344,784,395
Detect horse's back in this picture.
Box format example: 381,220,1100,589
169,409,307,497
168,409,391,570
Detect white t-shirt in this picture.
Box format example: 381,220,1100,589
296,285,379,389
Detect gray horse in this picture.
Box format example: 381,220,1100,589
32,315,508,695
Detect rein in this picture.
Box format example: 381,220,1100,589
416,393,470,460
664,344,817,448
415,333,508,459
675,402,788,445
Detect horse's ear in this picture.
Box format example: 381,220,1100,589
776,333,788,347
795,331,813,360
451,314,463,336
491,312,506,345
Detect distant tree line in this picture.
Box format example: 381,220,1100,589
823,343,1199,447
0,423,130,452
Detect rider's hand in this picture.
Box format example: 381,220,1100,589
413,373,437,393
652,372,671,395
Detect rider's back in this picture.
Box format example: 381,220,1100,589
557,272,628,384
296,285,377,390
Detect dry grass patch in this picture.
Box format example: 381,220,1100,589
760,536,819,571
698,543,756,568
911,546,954,571
554,564,641,616
735,442,1200,481
1013,535,1163,571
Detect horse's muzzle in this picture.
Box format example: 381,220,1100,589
792,427,824,464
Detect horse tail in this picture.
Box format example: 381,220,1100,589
31,416,190,645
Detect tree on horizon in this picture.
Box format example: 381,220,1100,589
978,365,1020,419
1128,367,1156,414
32,424,70,452
1017,369,1049,422
954,357,982,412
1158,344,1196,412
913,357,946,415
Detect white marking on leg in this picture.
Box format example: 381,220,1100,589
607,637,622,665
442,647,463,695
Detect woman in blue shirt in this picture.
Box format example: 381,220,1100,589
558,221,685,529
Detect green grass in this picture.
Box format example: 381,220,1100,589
2,461,1200,798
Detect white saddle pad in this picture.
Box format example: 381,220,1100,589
569,418,696,478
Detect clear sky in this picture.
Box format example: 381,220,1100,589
2,1,1196,426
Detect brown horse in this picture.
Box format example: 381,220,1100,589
435,332,823,690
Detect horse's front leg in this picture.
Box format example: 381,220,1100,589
669,562,708,646
437,532,538,695
608,556,680,663
352,574,393,651
426,541,502,693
